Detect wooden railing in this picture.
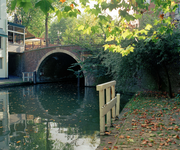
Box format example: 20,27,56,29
22,72,34,82
96,81,120,135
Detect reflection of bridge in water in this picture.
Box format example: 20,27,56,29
21,84,99,128
0,85,100,149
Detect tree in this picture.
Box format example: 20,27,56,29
7,0,46,38
10,0,180,55
54,14,110,83
102,18,180,96
48,17,74,44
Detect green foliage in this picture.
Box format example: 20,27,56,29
102,25,180,92
11,0,32,12
10,0,180,56
7,0,46,38
35,0,54,16
52,14,110,80
77,0,179,55
48,18,74,44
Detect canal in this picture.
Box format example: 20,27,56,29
0,83,133,150
0,83,100,150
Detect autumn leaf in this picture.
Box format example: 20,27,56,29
141,124,146,128
132,119,136,122
167,126,173,130
173,135,180,139
164,142,169,146
151,127,157,131
159,14,164,20
105,131,111,135
148,143,152,147
170,118,175,121
148,138,154,142
126,136,131,138
119,135,125,139
103,147,107,150
128,139,134,142
60,0,66,3
141,140,148,145
160,143,164,146
70,4,74,9
150,134,156,137
114,146,118,149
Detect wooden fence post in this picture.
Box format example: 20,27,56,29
106,87,111,131
97,81,120,135
116,94,120,116
99,89,105,135
111,85,116,120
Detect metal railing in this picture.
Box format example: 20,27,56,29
22,72,34,82
96,80,120,135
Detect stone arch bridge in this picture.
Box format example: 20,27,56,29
18,45,95,86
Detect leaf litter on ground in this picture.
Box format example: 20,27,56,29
96,92,180,150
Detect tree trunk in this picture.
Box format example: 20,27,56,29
163,63,172,98
45,13,49,47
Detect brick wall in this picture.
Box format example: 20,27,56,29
21,45,83,73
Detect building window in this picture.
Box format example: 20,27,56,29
15,33,24,44
8,24,25,45
0,58,2,69
0,37,1,48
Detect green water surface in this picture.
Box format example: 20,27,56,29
0,83,100,150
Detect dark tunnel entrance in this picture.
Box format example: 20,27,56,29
37,53,84,86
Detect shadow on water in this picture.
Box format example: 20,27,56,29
0,83,133,150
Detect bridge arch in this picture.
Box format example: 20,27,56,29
35,48,84,84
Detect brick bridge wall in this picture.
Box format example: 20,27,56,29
20,45,95,86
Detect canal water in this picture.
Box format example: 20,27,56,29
0,83,100,150
0,83,133,150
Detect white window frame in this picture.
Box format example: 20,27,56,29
0,37,1,49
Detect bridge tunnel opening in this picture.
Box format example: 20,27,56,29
37,53,84,86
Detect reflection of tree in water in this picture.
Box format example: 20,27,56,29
9,120,54,150
4,84,100,149
51,121,99,150
53,141,74,150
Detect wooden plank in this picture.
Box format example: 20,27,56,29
99,89,105,135
116,94,120,116
106,87,111,128
111,85,116,119
96,80,116,91
101,97,117,117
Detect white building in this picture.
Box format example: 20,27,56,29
0,0,8,78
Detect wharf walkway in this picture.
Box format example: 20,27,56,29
0,75,31,87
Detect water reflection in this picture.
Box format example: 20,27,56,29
0,84,100,150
